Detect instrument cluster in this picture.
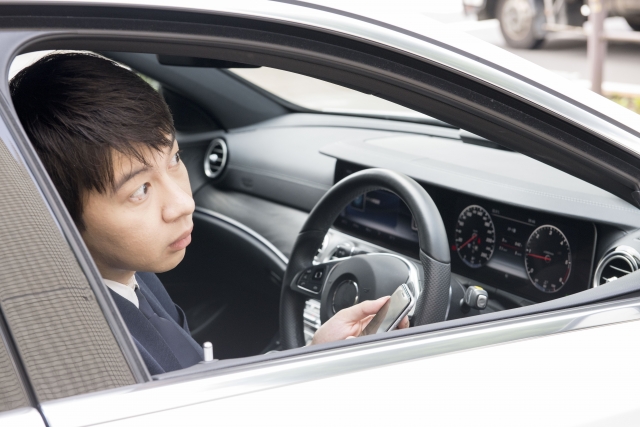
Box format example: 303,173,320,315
454,203,579,295
334,167,597,303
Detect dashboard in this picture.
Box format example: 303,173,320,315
334,161,597,303
193,113,640,310
185,113,640,346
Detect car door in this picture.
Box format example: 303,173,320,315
0,120,110,427
2,81,640,425
71,317,640,426
1,2,640,426
32,294,640,426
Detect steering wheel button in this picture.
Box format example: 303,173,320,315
313,270,324,280
298,279,321,294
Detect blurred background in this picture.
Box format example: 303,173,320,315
238,0,640,117
309,0,640,114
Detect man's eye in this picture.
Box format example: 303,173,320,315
131,183,149,200
170,151,182,166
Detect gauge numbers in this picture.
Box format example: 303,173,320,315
455,205,496,268
525,225,572,293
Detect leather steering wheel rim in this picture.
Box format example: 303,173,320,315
280,168,451,349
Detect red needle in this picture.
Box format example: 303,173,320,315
458,233,477,250
527,253,551,261
501,243,518,250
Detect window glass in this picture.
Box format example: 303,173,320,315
229,67,432,120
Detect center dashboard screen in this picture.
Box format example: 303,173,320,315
334,162,597,303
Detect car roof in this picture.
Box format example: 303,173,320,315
13,0,640,154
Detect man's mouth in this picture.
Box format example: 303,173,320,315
170,226,193,250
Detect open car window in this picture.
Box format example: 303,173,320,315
7,47,631,363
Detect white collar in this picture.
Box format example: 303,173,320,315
103,275,140,309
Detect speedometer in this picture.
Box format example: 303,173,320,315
454,205,496,268
525,225,572,293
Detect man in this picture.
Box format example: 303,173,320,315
10,53,407,375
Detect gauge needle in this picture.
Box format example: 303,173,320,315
527,253,551,262
458,233,477,250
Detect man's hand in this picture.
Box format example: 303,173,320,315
311,296,410,345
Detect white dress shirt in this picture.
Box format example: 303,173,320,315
103,275,140,308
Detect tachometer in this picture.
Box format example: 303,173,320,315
525,225,571,293
454,205,496,268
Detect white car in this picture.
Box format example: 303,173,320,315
1,1,640,426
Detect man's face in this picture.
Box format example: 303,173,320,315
81,140,194,282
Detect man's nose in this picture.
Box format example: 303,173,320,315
161,178,195,223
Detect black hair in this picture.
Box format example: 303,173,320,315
10,52,175,229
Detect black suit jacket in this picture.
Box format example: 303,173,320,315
109,272,203,375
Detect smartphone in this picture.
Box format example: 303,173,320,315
359,284,415,336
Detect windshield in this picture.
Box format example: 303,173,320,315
229,67,433,120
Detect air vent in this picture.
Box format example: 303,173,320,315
203,138,228,179
593,246,640,287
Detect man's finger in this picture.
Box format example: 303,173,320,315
337,296,390,322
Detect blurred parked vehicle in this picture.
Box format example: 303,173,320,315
463,0,640,48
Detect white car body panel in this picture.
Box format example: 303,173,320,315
41,296,640,426
51,318,640,427
0,408,46,427
201,319,640,427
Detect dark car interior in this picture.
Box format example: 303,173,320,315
8,5,640,363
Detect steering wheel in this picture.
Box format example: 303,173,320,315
280,168,451,349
